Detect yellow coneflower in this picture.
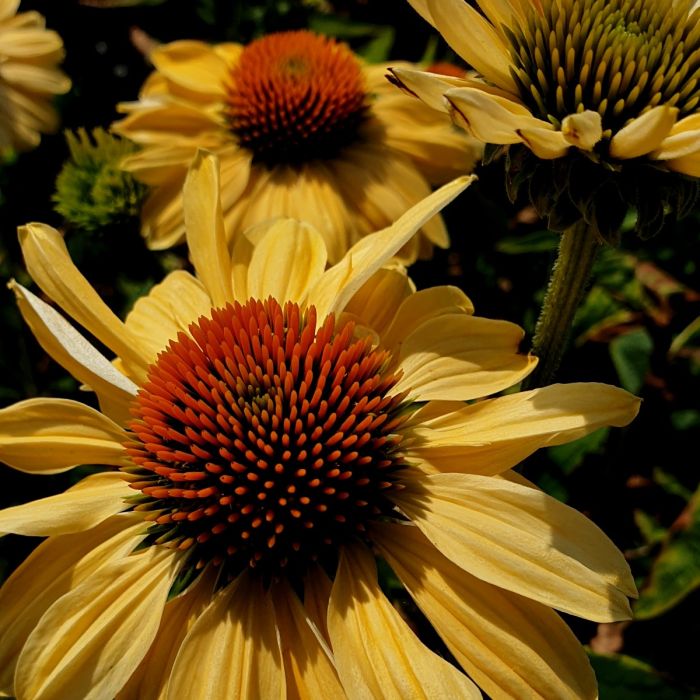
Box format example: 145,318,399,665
0,155,639,699
111,30,481,263
0,0,70,154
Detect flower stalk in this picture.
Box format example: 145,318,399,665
523,221,601,389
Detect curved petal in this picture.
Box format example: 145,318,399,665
386,67,460,113
0,398,129,474
374,523,598,700
518,126,570,159
150,40,230,96
272,582,345,698
406,383,641,475
140,176,189,249
0,514,145,693
394,473,637,622
393,314,536,401
19,223,149,376
14,547,180,700
307,175,474,319
609,105,679,159
10,282,137,424
328,545,481,699
653,113,700,159
167,573,285,700
406,0,436,25
303,565,333,644
183,151,234,308
246,219,328,305
561,110,603,150
665,150,700,176
0,471,129,537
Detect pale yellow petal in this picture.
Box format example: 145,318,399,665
445,87,548,144
328,545,481,699
167,573,285,700
19,223,149,376
666,150,700,176
427,0,517,91
375,523,598,700
0,0,20,21
386,67,458,113
10,282,137,424
15,547,180,700
246,219,328,305
0,471,129,537
0,514,145,693
140,176,188,250
272,582,345,699
518,126,570,158
125,270,212,364
653,114,700,159
306,176,474,319
609,105,679,159
561,110,603,150
183,151,234,308
407,383,641,475
0,398,129,474
395,473,636,622
150,40,229,96
393,314,535,401
118,568,217,700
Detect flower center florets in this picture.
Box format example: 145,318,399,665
125,298,409,580
224,30,369,167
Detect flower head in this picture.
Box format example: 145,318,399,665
0,0,71,154
0,155,640,699
112,30,481,262
396,0,700,239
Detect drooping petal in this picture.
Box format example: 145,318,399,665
167,573,285,700
303,565,333,644
0,471,129,537
517,126,570,159
392,314,535,401
652,113,700,159
406,383,641,475
10,282,137,424
0,514,145,693
18,223,150,376
307,175,474,319
328,545,482,699
386,67,462,113
0,398,130,474
561,110,603,150
183,151,234,308
394,473,636,622
14,547,181,700
272,582,345,698
609,105,679,159
374,523,598,700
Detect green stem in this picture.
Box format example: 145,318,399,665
522,220,600,390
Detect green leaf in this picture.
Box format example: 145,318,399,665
635,488,700,619
609,328,653,394
589,653,695,699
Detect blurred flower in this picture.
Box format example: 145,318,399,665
53,128,147,232
0,154,640,699
112,30,481,262
396,0,700,240
0,0,71,154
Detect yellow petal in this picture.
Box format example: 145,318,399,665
406,382,641,475
307,175,474,319
406,0,435,25
150,40,229,96
246,219,328,305
652,114,700,159
0,0,20,21
518,125,570,159
10,282,137,424
374,523,598,700
303,566,333,645
395,473,637,622
561,110,603,150
183,151,234,308
445,87,548,144
0,398,129,474
666,150,700,176
125,270,212,364
272,582,345,699
427,0,517,92
0,515,145,693
609,105,679,159
328,545,481,699
118,568,217,700
15,547,180,700
393,314,535,401
19,223,149,376
0,471,129,537
167,573,285,700
386,67,458,113
140,176,189,249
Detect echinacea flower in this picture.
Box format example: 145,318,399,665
396,0,700,239
0,154,640,699
111,30,480,262
0,0,70,154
